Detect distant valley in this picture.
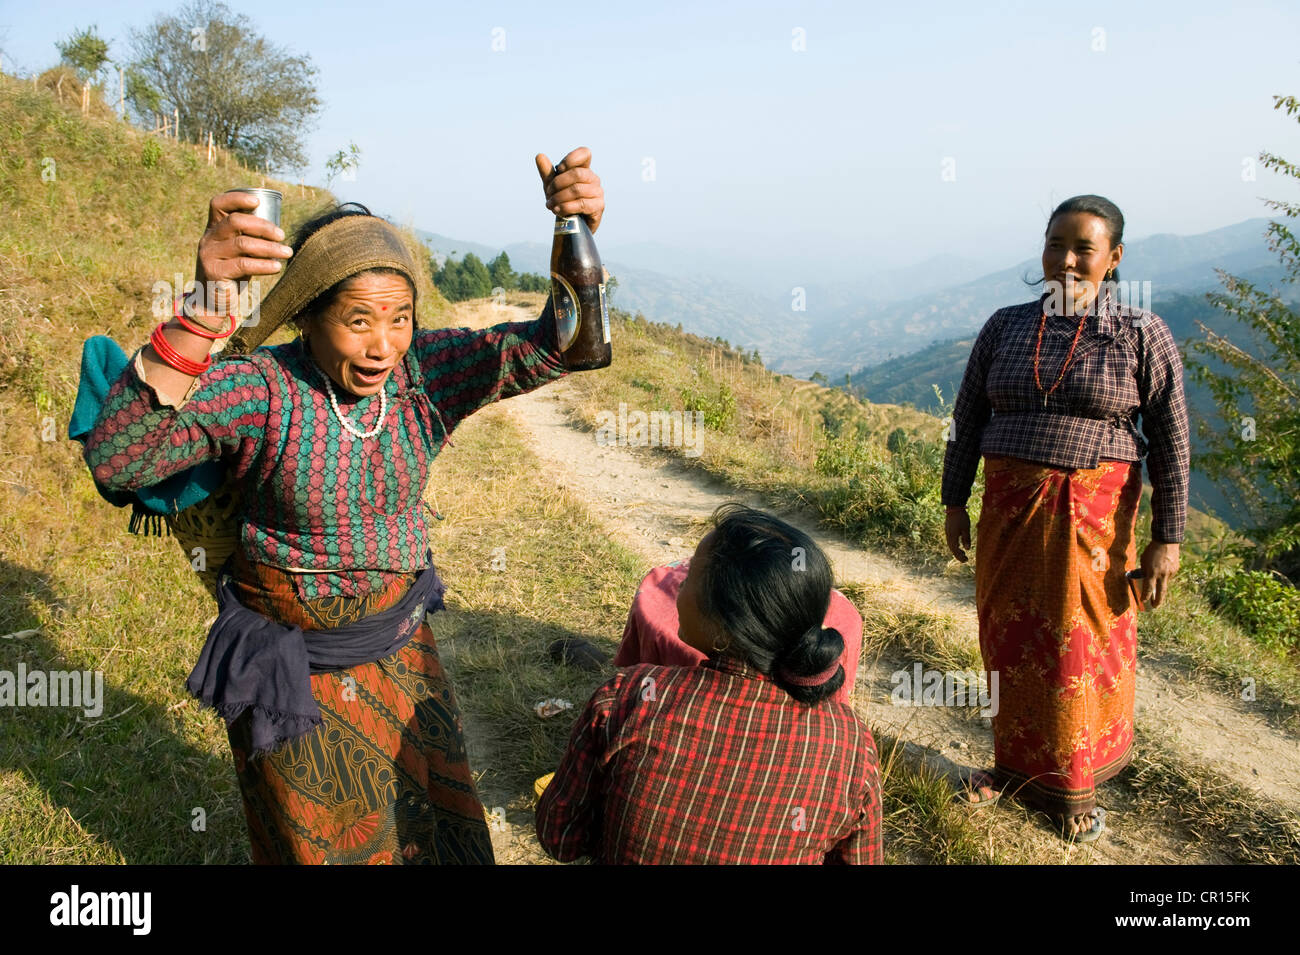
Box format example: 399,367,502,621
417,218,1282,382
415,217,1289,531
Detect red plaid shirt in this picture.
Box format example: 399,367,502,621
536,657,882,865
941,292,1190,542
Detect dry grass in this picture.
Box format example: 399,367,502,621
0,72,447,862
875,731,1007,864
841,583,982,675
1118,729,1300,865
3,70,1296,866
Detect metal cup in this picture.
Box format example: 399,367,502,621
217,188,282,334
225,187,282,229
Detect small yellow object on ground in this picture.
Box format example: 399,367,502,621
534,772,555,805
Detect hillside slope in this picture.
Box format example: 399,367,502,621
0,75,1295,866
444,301,1300,866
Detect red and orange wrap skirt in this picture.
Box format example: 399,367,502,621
976,455,1142,818
222,549,494,864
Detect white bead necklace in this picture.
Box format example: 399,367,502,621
308,343,390,440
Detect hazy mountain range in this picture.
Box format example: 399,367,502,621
416,218,1283,381
415,218,1288,530
808,218,1287,380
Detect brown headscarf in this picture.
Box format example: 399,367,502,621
225,215,420,354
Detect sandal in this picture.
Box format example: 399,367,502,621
953,769,1001,807
1059,807,1107,844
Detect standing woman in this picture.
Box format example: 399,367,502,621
82,149,604,863
941,195,1189,843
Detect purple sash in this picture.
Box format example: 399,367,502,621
185,551,446,754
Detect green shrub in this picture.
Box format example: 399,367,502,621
815,431,878,478
141,138,162,168
680,380,736,433
813,431,955,552
1201,570,1300,655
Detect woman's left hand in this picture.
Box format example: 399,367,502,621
535,147,604,233
1139,541,1180,609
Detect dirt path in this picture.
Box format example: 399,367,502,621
464,303,1300,862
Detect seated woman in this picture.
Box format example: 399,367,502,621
613,557,863,703
536,504,881,864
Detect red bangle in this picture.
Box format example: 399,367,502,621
174,297,236,339
150,322,212,377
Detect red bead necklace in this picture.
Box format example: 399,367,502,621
1033,303,1091,408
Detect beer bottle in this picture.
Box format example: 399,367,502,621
550,215,611,370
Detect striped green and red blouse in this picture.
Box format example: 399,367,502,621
83,315,567,601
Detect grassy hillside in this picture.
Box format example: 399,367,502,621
850,337,973,411
0,74,1004,862
0,73,452,861
558,308,962,563
0,72,1294,864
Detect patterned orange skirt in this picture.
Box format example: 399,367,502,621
222,550,494,864
975,455,1142,818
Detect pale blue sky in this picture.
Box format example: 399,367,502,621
5,0,1298,280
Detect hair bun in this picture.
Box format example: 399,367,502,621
774,626,844,697
800,625,844,664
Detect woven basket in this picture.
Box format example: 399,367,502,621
164,468,242,600
161,309,270,600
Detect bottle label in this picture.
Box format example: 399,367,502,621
554,216,581,236
599,283,610,344
551,274,580,351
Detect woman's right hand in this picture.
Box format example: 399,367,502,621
535,147,604,233
193,191,294,312
945,508,972,562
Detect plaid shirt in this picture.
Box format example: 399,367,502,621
536,658,882,865
941,293,1190,542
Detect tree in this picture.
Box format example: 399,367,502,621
433,254,498,302
488,252,517,291
433,257,463,300
325,141,361,187
123,65,161,117
1187,92,1300,578
517,272,548,293
56,26,110,85
458,253,493,299
126,0,320,172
